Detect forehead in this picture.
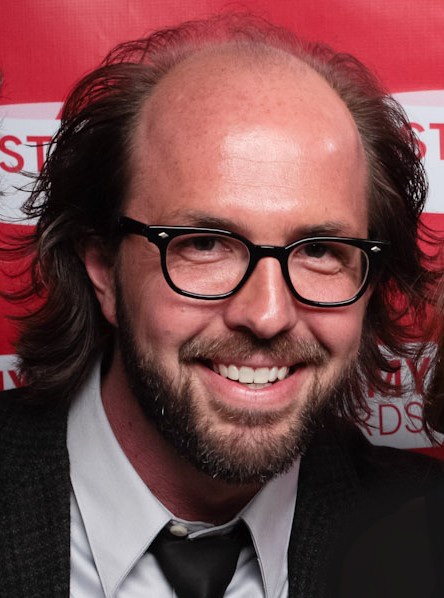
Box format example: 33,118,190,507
126,47,368,237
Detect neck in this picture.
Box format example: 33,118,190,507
101,351,261,524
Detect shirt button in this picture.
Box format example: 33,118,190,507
169,523,189,537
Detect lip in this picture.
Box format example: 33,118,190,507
193,361,309,411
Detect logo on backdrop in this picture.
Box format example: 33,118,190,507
0,102,62,222
361,346,434,449
394,90,444,215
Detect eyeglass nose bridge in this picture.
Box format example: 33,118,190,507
243,243,293,293
249,244,289,265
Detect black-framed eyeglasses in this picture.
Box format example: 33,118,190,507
118,216,389,307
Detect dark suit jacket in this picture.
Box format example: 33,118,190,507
0,387,442,598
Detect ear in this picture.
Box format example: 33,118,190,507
82,241,117,326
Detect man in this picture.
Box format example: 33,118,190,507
0,15,441,598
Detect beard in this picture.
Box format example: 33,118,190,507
115,281,357,485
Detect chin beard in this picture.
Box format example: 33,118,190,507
115,281,356,485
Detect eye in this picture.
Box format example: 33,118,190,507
303,243,329,259
189,236,219,251
290,241,348,274
169,233,241,265
175,235,228,255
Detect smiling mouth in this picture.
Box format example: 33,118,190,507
208,362,297,389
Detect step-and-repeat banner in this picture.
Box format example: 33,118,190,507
1,0,444,456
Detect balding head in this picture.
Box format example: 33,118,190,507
128,45,367,232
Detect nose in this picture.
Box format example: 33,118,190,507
223,257,299,339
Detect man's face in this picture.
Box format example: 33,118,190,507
100,52,369,483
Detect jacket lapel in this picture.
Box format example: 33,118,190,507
287,424,363,598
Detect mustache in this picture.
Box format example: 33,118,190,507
179,332,329,366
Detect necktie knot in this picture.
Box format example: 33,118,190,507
149,522,250,598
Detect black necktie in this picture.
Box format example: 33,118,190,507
149,522,249,598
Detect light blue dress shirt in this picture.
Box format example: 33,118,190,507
68,362,300,597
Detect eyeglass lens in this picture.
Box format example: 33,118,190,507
165,233,369,302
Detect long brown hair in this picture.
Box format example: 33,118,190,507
1,14,440,418
423,282,444,437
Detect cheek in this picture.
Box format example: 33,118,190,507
127,277,220,356
120,247,222,356
309,304,366,358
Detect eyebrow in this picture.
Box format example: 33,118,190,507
166,209,364,239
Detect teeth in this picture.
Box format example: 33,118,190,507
246,382,272,389
227,365,239,381
269,367,278,382
213,363,290,384
277,366,288,381
239,367,254,383
253,367,270,384
219,364,228,377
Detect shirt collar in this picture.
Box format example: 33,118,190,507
241,458,300,598
68,361,300,598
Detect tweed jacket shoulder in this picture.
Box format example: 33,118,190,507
0,387,442,598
